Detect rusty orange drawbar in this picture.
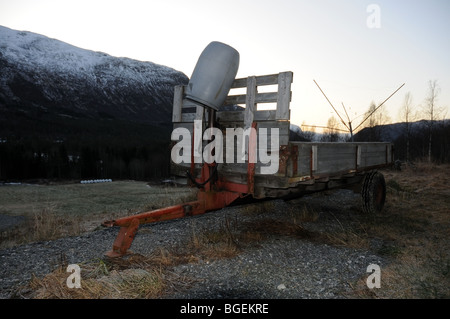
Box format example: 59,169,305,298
102,187,244,258
102,154,255,258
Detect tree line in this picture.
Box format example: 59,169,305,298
0,139,171,181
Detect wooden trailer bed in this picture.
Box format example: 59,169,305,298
170,71,393,199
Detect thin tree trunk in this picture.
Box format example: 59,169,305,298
428,129,432,163
406,135,410,163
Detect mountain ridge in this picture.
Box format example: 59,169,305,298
0,25,189,124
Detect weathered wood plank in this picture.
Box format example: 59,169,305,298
214,120,289,131
176,73,281,98
225,92,279,105
216,110,277,122
231,73,280,89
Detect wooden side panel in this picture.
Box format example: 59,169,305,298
314,143,357,175
295,143,313,177
358,143,390,167
289,142,393,180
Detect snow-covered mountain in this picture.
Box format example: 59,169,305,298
0,25,188,124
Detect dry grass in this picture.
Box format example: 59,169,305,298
344,163,450,298
25,249,203,299
0,205,83,248
0,181,196,219
27,258,190,299
0,181,196,249
189,218,242,259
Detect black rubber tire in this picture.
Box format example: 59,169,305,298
361,171,386,214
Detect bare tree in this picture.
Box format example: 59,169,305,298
321,116,341,142
399,92,415,163
422,80,445,162
301,121,317,141
362,101,391,141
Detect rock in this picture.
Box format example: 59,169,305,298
277,284,286,290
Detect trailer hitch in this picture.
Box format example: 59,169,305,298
102,189,241,257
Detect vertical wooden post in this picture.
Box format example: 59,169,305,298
172,85,184,122
311,145,318,175
356,145,361,170
245,76,257,130
247,122,257,194
276,72,293,120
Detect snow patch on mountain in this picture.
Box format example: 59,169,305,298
0,25,178,82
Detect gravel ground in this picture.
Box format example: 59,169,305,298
0,189,387,299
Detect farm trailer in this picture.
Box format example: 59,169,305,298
102,43,393,257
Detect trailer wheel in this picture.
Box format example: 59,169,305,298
361,171,386,214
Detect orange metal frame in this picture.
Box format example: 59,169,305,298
102,187,242,257
102,122,257,258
